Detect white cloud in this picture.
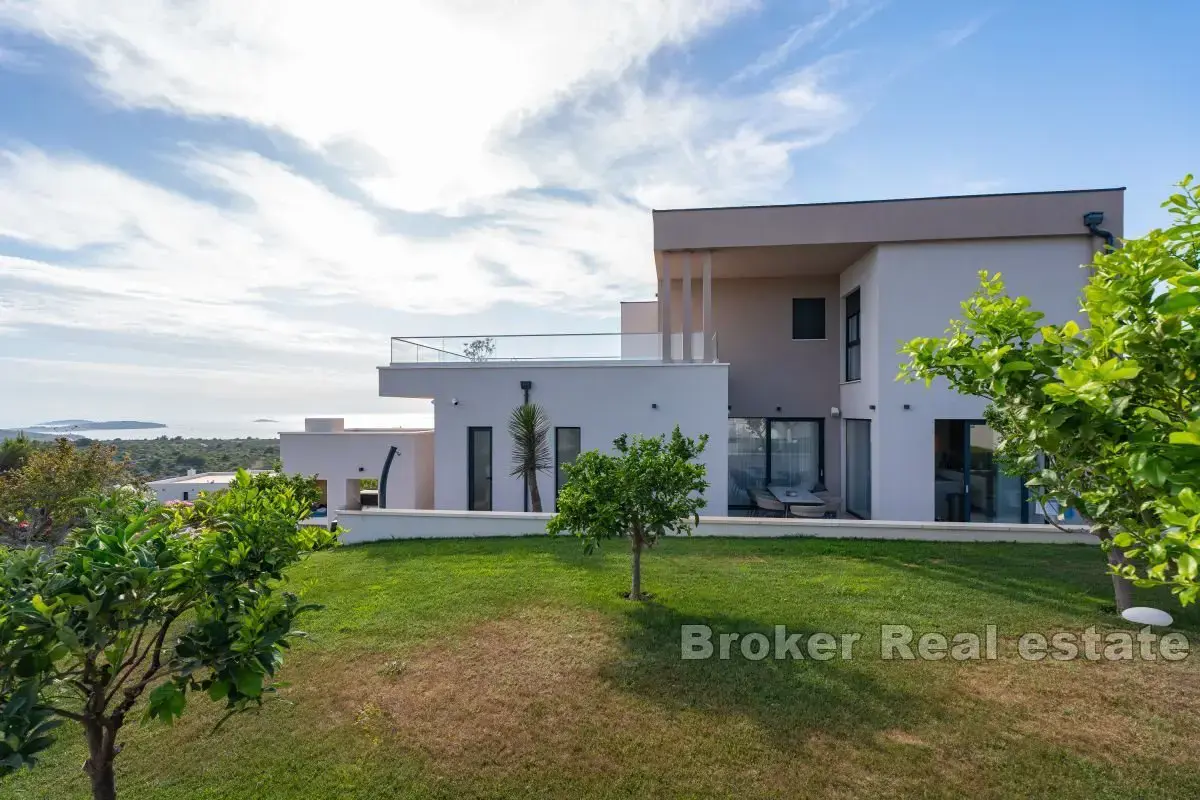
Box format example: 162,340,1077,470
733,0,849,82
0,0,759,213
0,1,885,420
0,147,657,353
936,15,991,49
515,55,856,211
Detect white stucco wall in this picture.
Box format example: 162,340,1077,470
378,362,730,515
845,236,1094,521
838,247,880,418
149,479,232,503
279,428,435,519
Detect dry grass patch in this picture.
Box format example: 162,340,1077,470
953,654,1200,765
296,608,1200,796
319,609,684,776
881,729,930,747
309,607,923,795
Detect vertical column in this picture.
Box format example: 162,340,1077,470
657,251,672,362
681,251,693,362
702,250,713,361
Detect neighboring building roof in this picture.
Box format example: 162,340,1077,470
147,470,269,487
652,186,1126,258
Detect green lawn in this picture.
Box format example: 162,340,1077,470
6,536,1200,799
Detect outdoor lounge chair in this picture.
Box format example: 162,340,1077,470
789,501,831,519
752,489,786,517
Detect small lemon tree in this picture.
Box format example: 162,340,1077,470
0,471,337,800
548,427,708,600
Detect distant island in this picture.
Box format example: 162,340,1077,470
28,419,168,432
0,428,62,442
253,418,279,423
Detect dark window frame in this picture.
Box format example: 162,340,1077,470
845,288,861,382
935,418,1031,523
791,297,826,340
467,426,492,511
844,418,871,519
555,427,582,498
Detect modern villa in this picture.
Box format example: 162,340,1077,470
284,187,1124,525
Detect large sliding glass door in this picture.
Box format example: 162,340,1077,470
934,420,1027,522
768,420,822,488
728,419,768,507
728,418,823,510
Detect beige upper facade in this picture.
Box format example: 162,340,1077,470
642,187,1125,503
653,187,1124,257
647,187,1124,362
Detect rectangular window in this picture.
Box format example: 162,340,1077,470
467,427,492,511
555,427,581,497
845,288,861,381
791,298,826,340
845,419,871,519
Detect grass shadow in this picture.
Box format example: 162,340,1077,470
865,546,1200,633
601,600,938,747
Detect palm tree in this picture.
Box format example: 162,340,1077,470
508,403,551,512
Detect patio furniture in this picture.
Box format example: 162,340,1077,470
752,488,786,517
789,502,830,519
767,485,822,516
814,494,841,518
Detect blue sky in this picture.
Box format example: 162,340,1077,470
0,1,1196,426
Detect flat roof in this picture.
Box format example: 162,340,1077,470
652,186,1127,214
652,186,1125,255
148,470,268,486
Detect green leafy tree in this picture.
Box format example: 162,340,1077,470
0,434,36,474
0,440,138,546
508,403,551,512
548,427,708,600
237,469,322,512
899,177,1200,608
0,470,338,800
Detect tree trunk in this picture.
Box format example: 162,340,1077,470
630,535,642,601
1106,541,1135,613
528,471,542,513
83,719,117,800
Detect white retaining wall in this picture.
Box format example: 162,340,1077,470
335,508,1097,547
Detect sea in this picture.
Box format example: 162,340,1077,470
8,413,436,441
